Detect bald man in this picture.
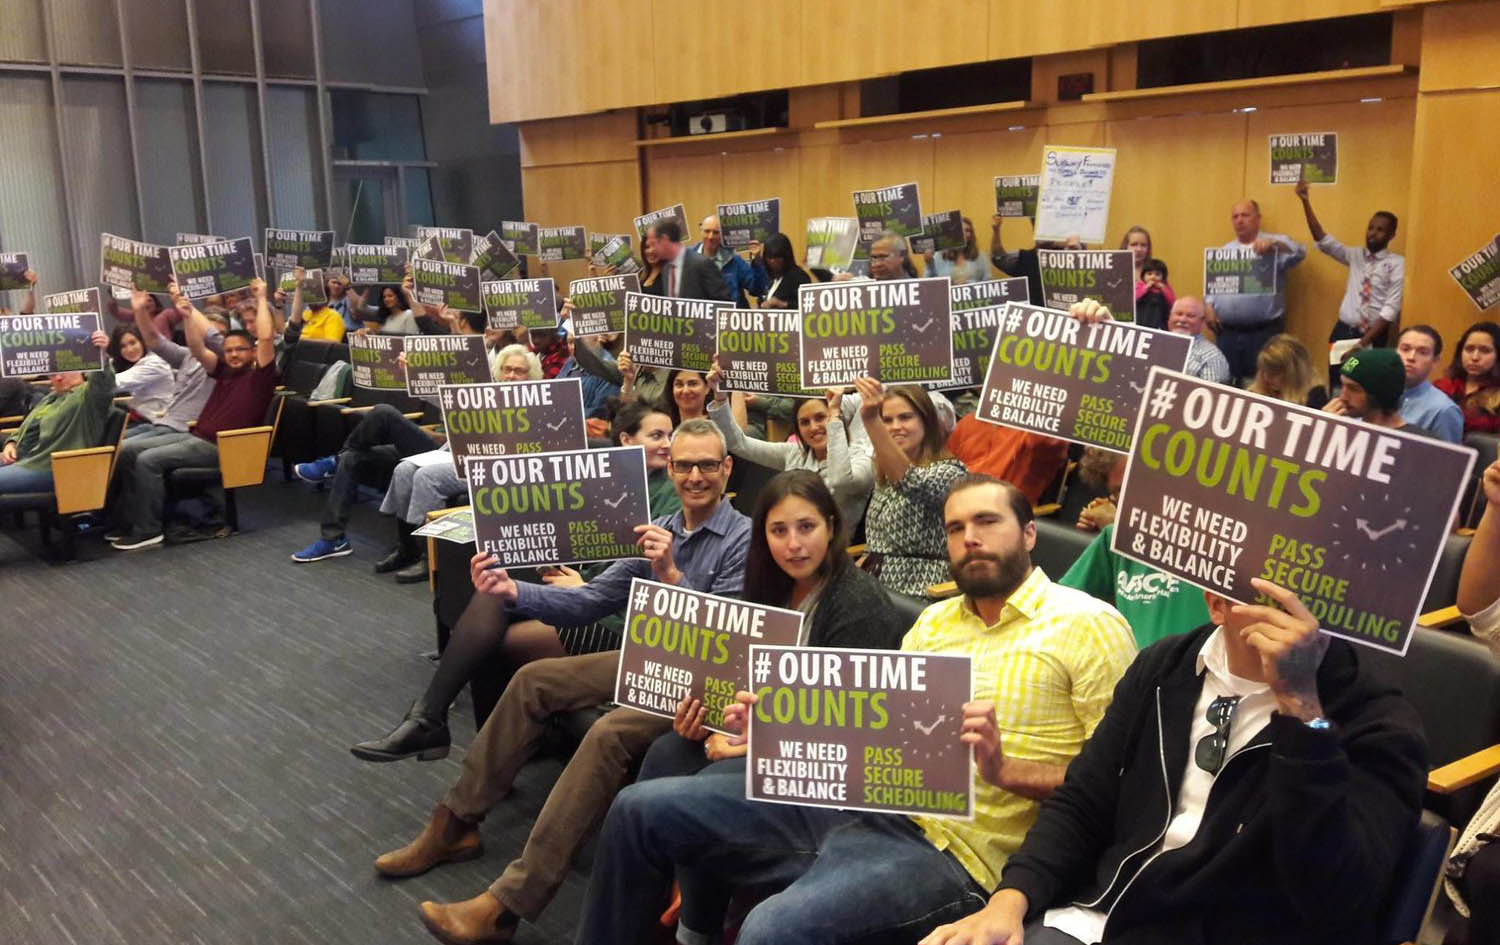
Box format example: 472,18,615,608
1204,199,1305,384
693,214,766,305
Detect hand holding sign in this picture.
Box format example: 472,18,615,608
635,523,681,585
468,551,520,603
1230,577,1328,720
960,700,1004,788
673,698,711,742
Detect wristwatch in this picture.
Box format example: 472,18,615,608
1304,717,1334,731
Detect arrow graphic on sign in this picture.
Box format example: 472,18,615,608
1354,518,1407,541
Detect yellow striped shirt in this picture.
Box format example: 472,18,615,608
905,566,1137,890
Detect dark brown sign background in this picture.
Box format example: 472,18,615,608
483,277,557,330
717,308,818,397
465,445,651,568
625,292,728,372
413,257,483,313
976,302,1191,452
1,313,105,377
100,233,172,292
798,277,953,387
746,645,974,819
439,377,587,477
349,333,405,390
615,579,804,733
568,273,641,336
1113,367,1475,656
168,238,258,298
403,334,491,400
1038,249,1136,320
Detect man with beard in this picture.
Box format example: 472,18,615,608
572,475,1136,945
1295,177,1404,387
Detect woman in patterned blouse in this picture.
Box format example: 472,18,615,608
853,377,968,598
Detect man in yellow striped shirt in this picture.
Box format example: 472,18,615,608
573,474,1137,945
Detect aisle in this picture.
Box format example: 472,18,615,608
0,485,581,945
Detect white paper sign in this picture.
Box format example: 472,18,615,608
1034,145,1117,245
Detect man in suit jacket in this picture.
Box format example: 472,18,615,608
648,218,732,302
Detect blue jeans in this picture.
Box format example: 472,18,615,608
124,422,182,440
576,769,987,945
0,461,55,494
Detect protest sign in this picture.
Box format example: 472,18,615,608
1204,246,1278,296
0,313,104,377
624,292,729,372
439,377,587,477
413,508,476,544
175,232,222,245
415,226,474,264
635,204,690,243
616,580,805,733
471,230,520,281
1034,145,1116,244
943,277,1031,388
797,277,953,388
1449,235,1500,311
412,256,483,313
976,302,1191,452
908,210,966,256
0,253,31,291
589,232,631,257
500,221,540,256
592,235,641,275
538,225,588,262
746,645,974,819
100,233,173,292
716,199,780,250
1269,132,1337,185
993,175,1040,218
465,445,651,568
416,236,447,262
567,273,640,336
1038,249,1136,319
279,268,328,305
385,235,422,252
168,237,257,298
348,333,406,390
253,252,265,280
804,217,860,271
483,277,557,331
717,308,819,398
264,228,335,271
344,243,408,285
852,182,923,245
403,334,491,400
1113,367,1475,656
43,287,103,316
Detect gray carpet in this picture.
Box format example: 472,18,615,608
0,482,586,945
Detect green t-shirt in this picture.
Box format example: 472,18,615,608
1058,524,1210,649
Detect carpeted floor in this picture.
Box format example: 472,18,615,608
0,481,586,945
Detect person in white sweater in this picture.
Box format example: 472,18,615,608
98,324,174,424
704,360,874,531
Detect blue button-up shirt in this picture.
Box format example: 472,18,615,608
510,498,752,626
1204,232,1306,327
693,243,768,305
1401,380,1464,444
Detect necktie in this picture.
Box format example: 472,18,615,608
1358,253,1374,331
667,262,677,298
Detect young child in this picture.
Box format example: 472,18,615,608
1135,256,1175,330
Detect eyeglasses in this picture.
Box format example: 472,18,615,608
222,345,253,354
670,459,723,475
1193,694,1241,775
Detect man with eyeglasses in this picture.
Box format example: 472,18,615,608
363,418,750,945
109,278,279,549
921,577,1427,945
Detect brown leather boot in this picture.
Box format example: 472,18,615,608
417,892,519,945
374,804,483,878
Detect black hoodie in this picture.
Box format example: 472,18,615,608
998,624,1427,945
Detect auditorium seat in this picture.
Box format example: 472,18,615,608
274,339,353,478
0,407,127,560
1421,532,1473,616
164,395,286,532
1462,432,1497,528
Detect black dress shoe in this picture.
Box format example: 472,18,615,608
351,709,451,762
374,544,422,574
393,556,429,584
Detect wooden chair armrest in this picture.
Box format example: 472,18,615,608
426,505,469,521
0,415,23,425
112,395,133,404
1429,744,1500,794
1032,502,1062,517
216,424,275,489
341,405,422,421
1455,527,1477,538
926,581,960,598
845,543,866,557
1418,605,1465,629
307,397,353,406
50,445,117,514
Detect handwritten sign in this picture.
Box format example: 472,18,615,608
1034,145,1116,244
616,579,804,732
746,646,974,819
1114,368,1475,656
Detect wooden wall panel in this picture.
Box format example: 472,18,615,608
520,111,638,168
645,152,725,234
650,0,804,102
799,0,990,87
1416,1,1500,92
1238,0,1384,29
521,158,644,286
721,147,803,253
486,0,653,124
1243,97,1415,348
1404,89,1500,354
1102,110,1248,302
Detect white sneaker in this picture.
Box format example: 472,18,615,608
111,533,164,550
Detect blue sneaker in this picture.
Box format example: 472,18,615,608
291,537,353,562
294,455,338,482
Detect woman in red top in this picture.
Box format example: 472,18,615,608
1436,321,1500,434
